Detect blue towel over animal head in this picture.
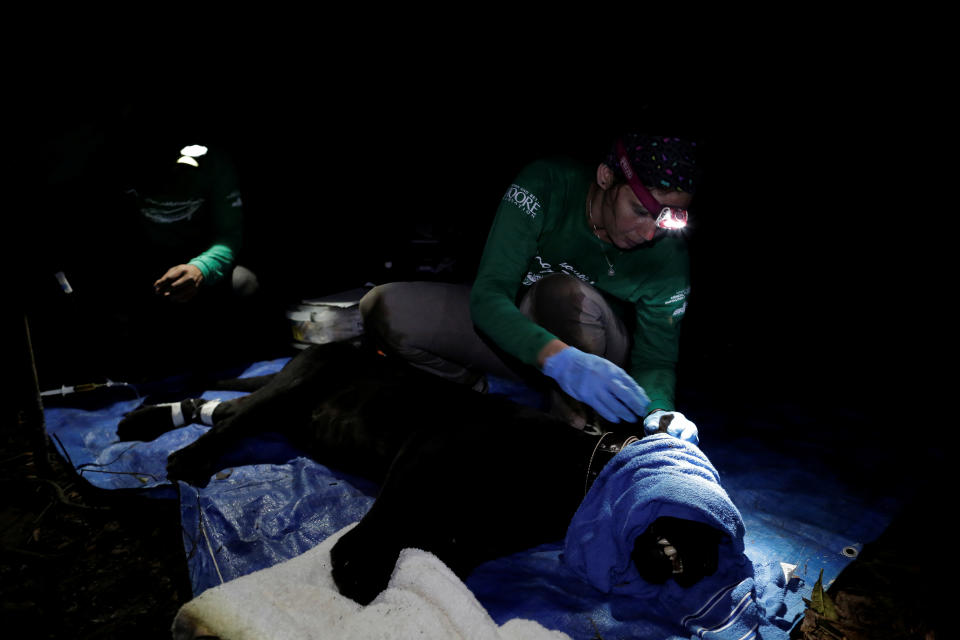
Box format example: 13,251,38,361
563,433,746,595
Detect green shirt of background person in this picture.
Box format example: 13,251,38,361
123,143,246,303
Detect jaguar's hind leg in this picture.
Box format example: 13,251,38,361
116,398,237,442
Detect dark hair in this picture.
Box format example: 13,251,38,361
604,133,701,195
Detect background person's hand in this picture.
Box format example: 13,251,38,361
542,346,649,423
154,264,204,303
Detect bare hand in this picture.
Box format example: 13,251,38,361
154,264,204,303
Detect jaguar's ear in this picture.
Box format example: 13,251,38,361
631,528,674,585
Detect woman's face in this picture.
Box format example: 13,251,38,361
596,169,693,250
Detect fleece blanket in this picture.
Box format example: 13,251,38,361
172,524,571,640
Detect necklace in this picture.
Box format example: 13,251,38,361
588,196,616,276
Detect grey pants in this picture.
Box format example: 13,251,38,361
359,274,631,395
229,264,260,298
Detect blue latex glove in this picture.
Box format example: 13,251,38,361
542,347,649,423
643,410,700,445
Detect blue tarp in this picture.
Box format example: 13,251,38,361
43,357,906,639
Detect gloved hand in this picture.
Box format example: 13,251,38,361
542,346,649,423
643,410,699,445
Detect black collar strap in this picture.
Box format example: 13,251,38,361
584,432,641,497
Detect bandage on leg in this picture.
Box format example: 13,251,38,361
116,398,216,442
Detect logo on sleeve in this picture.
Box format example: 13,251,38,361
666,287,690,305
503,184,542,219
666,287,690,320
226,190,243,208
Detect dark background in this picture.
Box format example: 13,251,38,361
4,54,946,638
16,68,925,430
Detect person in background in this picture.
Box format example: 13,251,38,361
34,103,265,384
124,138,258,304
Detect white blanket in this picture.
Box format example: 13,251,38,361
172,524,571,640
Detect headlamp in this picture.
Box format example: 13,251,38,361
176,144,208,168
614,140,689,230
656,207,687,229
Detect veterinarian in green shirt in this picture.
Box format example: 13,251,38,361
361,134,701,443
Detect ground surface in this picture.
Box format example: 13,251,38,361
3,403,946,640
1,414,192,638
3,315,945,639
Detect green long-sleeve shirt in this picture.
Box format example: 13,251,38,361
469,158,690,412
130,145,243,286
